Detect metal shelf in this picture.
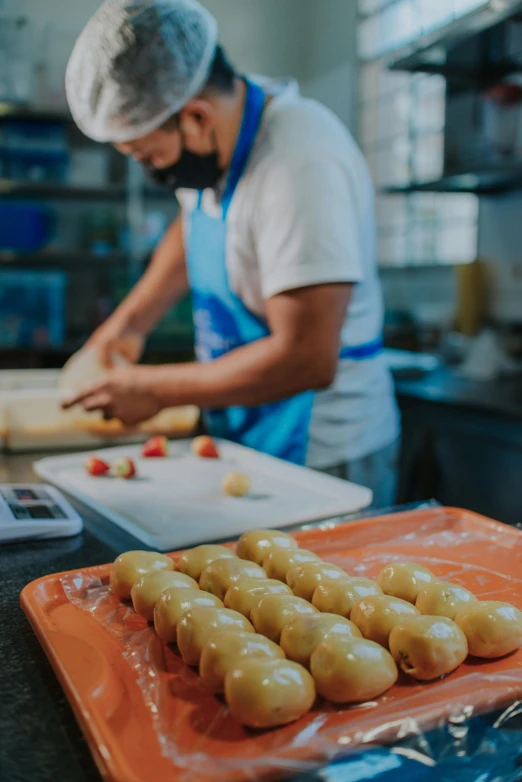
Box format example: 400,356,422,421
0,180,129,201
0,102,72,124
388,0,522,74
383,161,522,195
405,59,522,92
0,250,129,267
0,179,174,201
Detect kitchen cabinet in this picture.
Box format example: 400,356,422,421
397,374,522,524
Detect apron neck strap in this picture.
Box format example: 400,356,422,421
197,79,266,219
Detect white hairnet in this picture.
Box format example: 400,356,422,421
66,0,219,143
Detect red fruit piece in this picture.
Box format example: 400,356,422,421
142,435,169,458
191,435,219,459
114,456,137,479
85,456,110,477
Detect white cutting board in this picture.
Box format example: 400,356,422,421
34,440,373,551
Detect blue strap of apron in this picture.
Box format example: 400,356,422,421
196,80,265,218
340,336,383,361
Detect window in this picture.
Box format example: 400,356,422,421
357,2,479,267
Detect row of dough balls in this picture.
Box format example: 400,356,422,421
109,530,522,729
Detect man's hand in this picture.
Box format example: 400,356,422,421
62,366,161,426
86,319,145,369
63,283,353,419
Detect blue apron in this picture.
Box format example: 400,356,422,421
186,80,382,465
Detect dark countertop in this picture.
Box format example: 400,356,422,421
0,453,144,782
395,367,522,421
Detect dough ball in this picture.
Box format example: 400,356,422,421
377,562,435,604
224,658,316,728
351,594,419,649
224,577,293,618
251,593,318,643
280,612,360,668
153,588,223,643
199,558,267,601
236,529,299,565
389,615,468,680
110,551,174,600
131,570,198,621
200,631,284,693
222,472,251,497
312,577,382,617
311,636,398,703
455,601,522,658
176,606,254,666
416,581,477,620
287,561,347,602
262,547,320,582
177,545,236,581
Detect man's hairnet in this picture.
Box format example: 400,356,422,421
66,0,219,143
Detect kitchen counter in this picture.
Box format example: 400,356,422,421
393,366,522,523
0,452,142,782
395,366,522,421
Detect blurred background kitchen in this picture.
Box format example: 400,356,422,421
1,0,522,522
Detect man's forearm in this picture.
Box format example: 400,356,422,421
115,215,189,334
149,334,336,410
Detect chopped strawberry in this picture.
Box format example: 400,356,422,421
85,456,111,477
142,435,169,458
191,435,219,459
114,456,137,479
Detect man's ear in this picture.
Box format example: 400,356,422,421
179,99,216,139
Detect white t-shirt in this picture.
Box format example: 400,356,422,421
178,78,399,468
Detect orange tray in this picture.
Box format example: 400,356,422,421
20,507,522,782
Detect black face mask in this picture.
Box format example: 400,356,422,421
148,146,223,192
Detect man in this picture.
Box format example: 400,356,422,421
64,0,400,506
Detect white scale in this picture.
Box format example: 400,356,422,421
0,484,83,543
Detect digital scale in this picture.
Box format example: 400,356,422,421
0,484,83,543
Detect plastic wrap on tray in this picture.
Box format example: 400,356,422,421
58,507,522,782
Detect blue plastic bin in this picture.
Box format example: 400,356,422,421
0,204,53,252
0,270,67,347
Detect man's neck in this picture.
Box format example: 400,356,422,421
213,77,248,171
